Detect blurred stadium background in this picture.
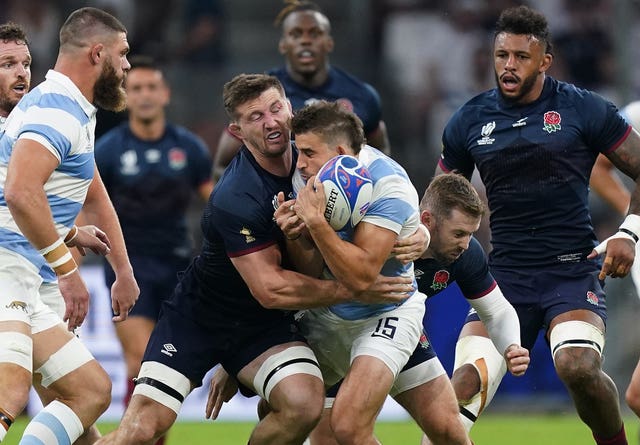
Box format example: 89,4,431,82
4,0,640,440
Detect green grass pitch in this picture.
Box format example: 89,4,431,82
4,414,639,444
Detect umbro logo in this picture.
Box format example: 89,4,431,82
512,117,528,128
161,343,177,357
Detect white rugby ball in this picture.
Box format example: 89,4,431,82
316,155,373,231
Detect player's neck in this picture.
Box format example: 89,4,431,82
287,64,330,88
129,116,166,141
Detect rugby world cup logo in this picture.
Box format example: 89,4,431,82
543,111,562,133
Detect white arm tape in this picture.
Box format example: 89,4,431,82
468,286,521,355
620,214,640,242
418,224,431,251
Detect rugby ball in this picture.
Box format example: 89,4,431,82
316,155,373,231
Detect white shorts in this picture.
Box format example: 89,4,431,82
0,248,63,334
299,291,426,387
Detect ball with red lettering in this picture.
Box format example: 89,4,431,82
316,155,373,231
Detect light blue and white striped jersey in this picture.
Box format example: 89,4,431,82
293,145,420,320
0,70,96,283
329,145,420,320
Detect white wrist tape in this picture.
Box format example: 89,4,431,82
619,214,640,243
593,231,637,255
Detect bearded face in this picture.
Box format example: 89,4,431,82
93,55,127,112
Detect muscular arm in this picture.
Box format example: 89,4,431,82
294,179,398,293
230,244,349,310
590,154,629,216
212,129,242,182
5,140,65,250
82,164,139,319
605,129,640,215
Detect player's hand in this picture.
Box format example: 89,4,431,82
110,272,139,322
205,366,238,420
274,192,306,240
504,344,530,377
57,269,90,331
587,234,636,280
67,225,111,256
293,176,327,229
355,274,414,304
392,224,431,264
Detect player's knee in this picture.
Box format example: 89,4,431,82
451,364,480,402
550,321,604,387
330,411,372,445
277,379,324,431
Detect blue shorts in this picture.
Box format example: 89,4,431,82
142,302,306,393
104,255,190,320
466,261,607,350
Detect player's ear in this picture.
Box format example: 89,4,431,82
539,52,553,73
90,44,104,65
228,123,242,140
420,210,434,230
336,145,347,155
278,38,286,55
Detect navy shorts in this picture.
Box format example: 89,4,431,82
466,261,607,350
103,255,190,320
142,302,306,392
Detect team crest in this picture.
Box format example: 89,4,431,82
430,270,450,291
168,147,187,170
586,291,599,306
543,111,562,133
240,227,255,243
5,300,27,312
418,332,431,350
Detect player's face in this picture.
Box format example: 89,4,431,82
0,39,31,117
125,68,169,123
295,132,341,182
493,32,551,104
233,87,292,158
279,11,334,79
424,208,480,265
93,32,130,112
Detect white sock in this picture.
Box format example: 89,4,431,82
19,400,83,445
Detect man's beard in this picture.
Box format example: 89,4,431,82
495,71,537,104
94,59,126,112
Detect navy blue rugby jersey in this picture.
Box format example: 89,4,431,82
439,76,631,268
95,123,212,258
268,66,382,136
170,146,297,327
414,237,496,300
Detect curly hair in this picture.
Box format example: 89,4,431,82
273,0,324,27
0,22,28,45
495,5,553,55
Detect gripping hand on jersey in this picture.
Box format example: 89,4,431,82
274,191,306,241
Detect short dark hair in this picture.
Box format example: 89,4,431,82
494,5,553,55
0,22,28,45
274,0,326,28
59,7,127,50
420,174,485,221
128,54,160,71
291,100,365,154
222,73,286,120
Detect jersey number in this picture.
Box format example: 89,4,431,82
372,316,399,340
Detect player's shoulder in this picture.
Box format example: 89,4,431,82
329,66,379,95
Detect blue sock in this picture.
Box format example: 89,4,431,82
19,401,83,445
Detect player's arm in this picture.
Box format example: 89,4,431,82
5,139,88,330
590,130,640,278
590,154,629,216
82,163,139,321
366,120,391,156
294,178,398,293
466,285,529,376
212,129,242,182
198,179,214,201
